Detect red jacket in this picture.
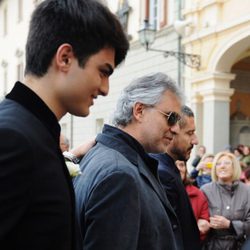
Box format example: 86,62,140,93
186,184,210,241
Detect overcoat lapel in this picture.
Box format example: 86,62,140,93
136,156,176,216
96,132,177,218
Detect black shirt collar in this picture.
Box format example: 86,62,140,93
151,152,180,175
6,81,60,143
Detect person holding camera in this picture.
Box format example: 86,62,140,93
190,154,214,188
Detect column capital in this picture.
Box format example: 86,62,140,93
191,71,236,102
192,71,236,89
192,71,236,83
199,88,235,102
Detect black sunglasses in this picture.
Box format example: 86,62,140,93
153,108,181,126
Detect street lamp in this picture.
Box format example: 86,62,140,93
138,19,201,70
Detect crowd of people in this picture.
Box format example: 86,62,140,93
0,0,250,250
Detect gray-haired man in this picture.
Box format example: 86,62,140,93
73,72,184,250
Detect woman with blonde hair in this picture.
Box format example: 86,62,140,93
201,151,250,250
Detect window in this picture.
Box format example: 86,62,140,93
146,0,168,30
239,126,250,146
61,123,67,138
116,0,131,34
1,60,8,97
18,0,23,22
149,0,158,29
33,0,43,7
16,49,24,82
3,7,7,36
96,118,104,134
17,62,24,82
3,67,8,96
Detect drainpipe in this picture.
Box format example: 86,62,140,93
177,0,182,88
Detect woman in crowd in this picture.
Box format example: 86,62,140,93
244,167,250,185
192,145,206,168
201,151,250,250
175,160,210,243
233,147,243,162
241,145,250,169
241,166,250,185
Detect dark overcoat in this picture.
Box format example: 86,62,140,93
74,125,184,250
151,153,201,250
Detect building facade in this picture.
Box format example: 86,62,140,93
1,0,248,154
0,0,182,148
182,0,250,153
0,0,39,96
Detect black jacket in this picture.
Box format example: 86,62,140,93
151,153,201,250
74,125,184,250
0,82,75,250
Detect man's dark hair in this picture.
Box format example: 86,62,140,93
25,0,129,77
179,105,194,128
245,167,250,180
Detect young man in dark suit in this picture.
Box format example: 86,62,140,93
0,1,129,250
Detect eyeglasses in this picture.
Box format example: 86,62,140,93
153,108,181,126
216,161,232,167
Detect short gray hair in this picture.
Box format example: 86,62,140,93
112,72,183,127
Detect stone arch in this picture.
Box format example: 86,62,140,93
240,126,250,134
208,27,250,72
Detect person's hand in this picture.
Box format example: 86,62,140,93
70,138,96,158
197,162,205,171
210,215,230,229
197,219,210,234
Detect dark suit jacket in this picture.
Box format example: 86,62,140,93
74,124,184,250
151,153,201,250
0,83,75,250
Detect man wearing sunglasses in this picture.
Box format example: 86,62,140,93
73,72,184,250
151,105,202,250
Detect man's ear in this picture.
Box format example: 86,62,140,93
55,43,74,72
133,102,146,122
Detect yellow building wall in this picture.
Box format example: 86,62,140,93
183,0,250,72
183,0,250,153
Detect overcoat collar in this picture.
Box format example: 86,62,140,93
96,124,176,214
